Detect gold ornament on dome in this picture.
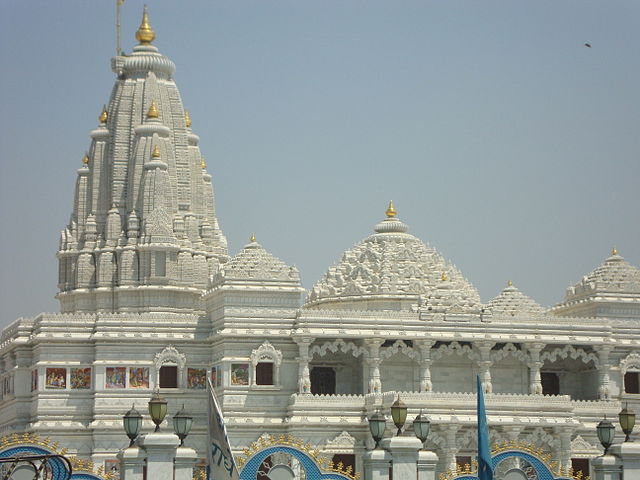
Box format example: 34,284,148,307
386,200,397,218
441,272,448,281
507,280,513,287
185,110,192,128
135,6,156,45
612,247,618,255
152,145,161,158
147,100,159,119
200,157,206,169
82,153,90,165
250,233,256,243
99,106,108,124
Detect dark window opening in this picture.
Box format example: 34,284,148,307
541,372,560,395
625,371,640,394
571,458,589,478
310,367,336,395
332,454,356,477
159,365,178,388
456,456,472,471
256,363,274,386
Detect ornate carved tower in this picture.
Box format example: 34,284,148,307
56,9,228,313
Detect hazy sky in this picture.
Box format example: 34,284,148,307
1,1,638,326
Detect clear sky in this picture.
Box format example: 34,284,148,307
1,1,638,326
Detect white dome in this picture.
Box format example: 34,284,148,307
305,205,481,311
488,282,545,317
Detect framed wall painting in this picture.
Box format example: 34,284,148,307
187,368,206,389
70,367,91,389
230,363,249,386
129,367,149,389
105,367,126,389
45,368,66,389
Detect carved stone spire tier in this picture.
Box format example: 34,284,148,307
56,9,228,313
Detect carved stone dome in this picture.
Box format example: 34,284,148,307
488,281,545,317
305,204,481,311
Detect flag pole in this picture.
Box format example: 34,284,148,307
476,375,494,480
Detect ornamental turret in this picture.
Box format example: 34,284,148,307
57,9,228,313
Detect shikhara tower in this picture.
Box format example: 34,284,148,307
57,8,228,314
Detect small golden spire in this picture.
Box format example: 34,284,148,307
386,200,397,218
612,247,618,256
135,6,156,45
250,233,256,243
152,145,161,158
147,100,159,119
185,110,192,128
82,153,90,165
200,157,206,169
99,105,108,124
507,280,513,287
441,272,447,282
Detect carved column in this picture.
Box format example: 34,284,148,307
555,426,574,471
475,341,495,394
295,338,312,394
365,339,384,394
526,343,545,395
416,340,435,392
596,345,613,400
442,424,460,472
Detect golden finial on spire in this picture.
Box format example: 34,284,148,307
152,145,161,158
200,157,206,169
185,110,192,128
82,153,90,165
612,247,618,256
99,105,108,124
147,100,159,119
386,200,397,218
135,6,156,45
441,272,447,281
507,280,513,287
250,233,256,243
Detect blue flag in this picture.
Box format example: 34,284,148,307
477,375,493,480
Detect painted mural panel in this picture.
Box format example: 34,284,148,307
129,367,149,389
45,368,66,389
105,367,126,389
211,365,222,387
187,368,207,389
31,370,37,391
231,363,249,386
70,367,91,389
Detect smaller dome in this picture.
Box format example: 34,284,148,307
488,281,545,317
211,236,300,285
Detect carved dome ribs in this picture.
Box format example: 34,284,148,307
305,206,481,312
488,282,545,317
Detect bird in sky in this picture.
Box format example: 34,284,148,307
584,43,592,48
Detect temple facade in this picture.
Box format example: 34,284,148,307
0,10,639,479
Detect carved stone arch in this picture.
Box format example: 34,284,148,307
324,431,359,454
540,345,599,368
431,341,479,362
154,345,186,388
309,339,368,360
250,341,283,387
380,340,420,362
491,343,530,364
620,352,640,375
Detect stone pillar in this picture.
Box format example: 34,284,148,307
417,450,438,480
526,343,544,395
442,424,460,472
591,455,622,480
596,345,613,400
295,337,312,393
117,446,146,480
366,339,384,394
610,441,640,478
382,436,422,480
475,341,495,393
555,427,573,471
363,448,391,480
416,340,435,392
138,432,180,480
174,446,199,480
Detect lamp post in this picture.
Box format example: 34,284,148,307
390,396,408,436
367,410,387,448
412,410,430,446
123,405,143,447
148,390,168,432
619,404,636,442
596,416,616,454
173,404,193,446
